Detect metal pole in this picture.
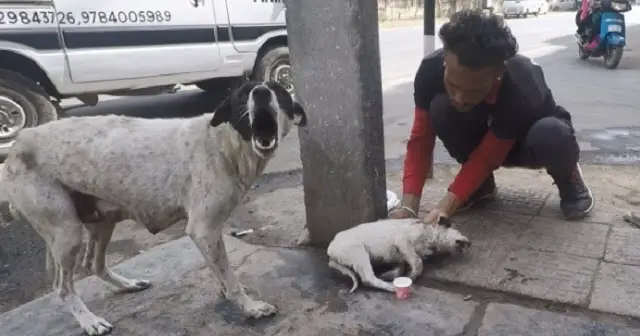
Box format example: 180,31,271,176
423,0,436,56
424,0,436,179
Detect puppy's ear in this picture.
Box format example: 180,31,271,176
292,101,307,127
210,97,231,127
437,216,452,228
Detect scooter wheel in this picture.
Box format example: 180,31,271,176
578,45,589,60
604,45,623,69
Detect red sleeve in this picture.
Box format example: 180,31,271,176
580,0,589,20
448,131,516,202
402,107,436,197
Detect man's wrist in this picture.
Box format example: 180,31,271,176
435,192,462,217
401,194,421,212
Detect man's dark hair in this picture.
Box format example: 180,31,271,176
438,9,518,69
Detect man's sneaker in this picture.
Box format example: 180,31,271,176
550,164,595,220
457,174,498,213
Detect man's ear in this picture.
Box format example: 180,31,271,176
210,97,231,127
292,101,307,127
438,216,452,228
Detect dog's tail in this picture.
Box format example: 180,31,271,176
328,259,360,294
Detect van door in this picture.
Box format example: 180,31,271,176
55,0,221,83
221,0,287,53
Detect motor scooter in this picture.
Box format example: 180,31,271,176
575,0,632,69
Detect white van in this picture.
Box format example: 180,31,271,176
0,0,291,158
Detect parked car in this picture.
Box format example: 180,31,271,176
550,0,579,11
503,0,543,17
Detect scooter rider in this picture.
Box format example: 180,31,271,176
576,0,604,50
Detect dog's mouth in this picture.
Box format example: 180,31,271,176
253,136,277,153
455,239,471,254
251,109,278,156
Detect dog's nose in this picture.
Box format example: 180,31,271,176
251,85,271,106
455,239,471,249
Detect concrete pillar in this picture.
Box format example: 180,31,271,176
424,0,436,179
285,0,387,245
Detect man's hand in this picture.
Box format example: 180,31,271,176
423,192,462,225
389,194,421,219
423,208,448,225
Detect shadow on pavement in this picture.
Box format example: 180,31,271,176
67,89,227,119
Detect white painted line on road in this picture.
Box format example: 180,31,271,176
522,44,568,59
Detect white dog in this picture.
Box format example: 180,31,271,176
0,81,306,335
327,216,470,293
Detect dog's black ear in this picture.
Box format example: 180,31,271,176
438,216,452,228
210,97,231,127
293,101,307,127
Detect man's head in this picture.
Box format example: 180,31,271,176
439,9,518,112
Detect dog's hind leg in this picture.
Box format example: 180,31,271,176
90,219,151,292
82,229,97,271
44,246,61,290
341,248,395,293
18,181,113,336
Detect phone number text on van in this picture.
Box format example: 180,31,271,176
0,10,173,26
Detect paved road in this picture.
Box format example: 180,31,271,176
3,11,640,314
62,11,640,172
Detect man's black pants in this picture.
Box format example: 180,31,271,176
428,93,579,176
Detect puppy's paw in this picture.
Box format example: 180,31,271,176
243,300,277,319
81,316,113,336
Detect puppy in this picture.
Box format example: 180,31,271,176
327,216,470,293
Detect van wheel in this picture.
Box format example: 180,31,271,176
253,46,294,95
0,69,59,161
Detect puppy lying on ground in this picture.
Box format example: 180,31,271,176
327,216,470,293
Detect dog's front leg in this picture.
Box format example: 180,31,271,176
397,243,424,280
186,215,277,319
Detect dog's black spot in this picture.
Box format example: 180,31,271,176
437,216,452,228
210,97,231,127
209,95,252,141
16,150,37,170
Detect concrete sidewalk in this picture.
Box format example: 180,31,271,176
2,235,639,336
3,165,640,335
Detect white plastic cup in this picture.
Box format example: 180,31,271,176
386,190,400,211
393,277,412,300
